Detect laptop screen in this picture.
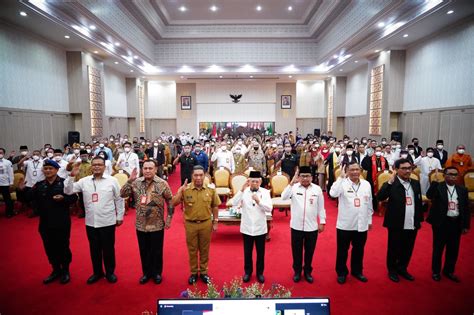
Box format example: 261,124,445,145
157,298,330,315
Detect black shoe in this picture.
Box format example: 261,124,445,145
60,271,70,284
293,273,301,283
87,274,102,284
257,274,265,283
106,274,117,283
200,274,211,284
398,270,414,281
304,273,314,284
188,274,198,285
352,273,368,283
432,273,441,281
388,273,399,283
337,275,346,284
242,274,251,283
43,270,61,284
154,275,162,284
443,272,460,283
139,275,150,284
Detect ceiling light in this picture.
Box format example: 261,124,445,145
19,11,27,17
333,54,338,59
115,42,120,46
133,55,138,59
256,5,262,11
130,70,134,72
288,75,293,78
210,5,218,12
237,64,258,73
403,34,408,38
354,60,359,63
179,6,187,12
177,65,195,73
64,35,70,39
339,69,343,71
249,75,254,78
377,22,385,28
283,64,300,72
447,10,454,14
288,6,293,11
114,61,119,64
375,49,380,53
89,25,96,30
219,75,223,78
93,50,98,54
205,64,225,73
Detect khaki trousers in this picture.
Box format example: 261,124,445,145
185,219,212,274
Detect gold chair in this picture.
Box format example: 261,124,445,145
413,167,421,178
213,167,231,201
113,172,130,213
226,173,248,207
464,169,474,205
334,166,341,179
0,172,25,213
429,170,445,183
204,173,212,186
410,172,420,181
269,172,291,216
361,170,367,180
376,170,393,216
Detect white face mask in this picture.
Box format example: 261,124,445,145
86,149,91,154
80,146,85,149
427,152,434,158
21,151,28,156
437,145,444,150
74,149,80,154
346,150,353,156
54,156,62,162
110,138,114,142
334,148,341,153
184,148,191,154
457,149,465,154
99,143,105,148
395,145,401,149
401,154,408,159
154,143,159,147
408,149,415,154
124,147,131,153
221,146,227,151
47,152,54,158
142,142,146,146
284,148,292,153
32,155,40,161
375,151,382,157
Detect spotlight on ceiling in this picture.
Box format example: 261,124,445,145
210,5,218,12
256,5,262,11
19,11,27,17
179,6,187,12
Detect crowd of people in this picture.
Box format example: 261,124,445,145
0,129,471,286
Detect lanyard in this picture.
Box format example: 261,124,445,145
33,161,40,170
350,181,361,196
402,181,411,195
92,178,99,192
447,186,456,201
125,152,131,162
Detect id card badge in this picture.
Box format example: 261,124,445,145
140,195,147,205
92,193,99,203
33,171,37,176
309,198,314,205
354,198,361,207
0,166,4,175
377,167,381,172
448,201,456,210
406,196,413,206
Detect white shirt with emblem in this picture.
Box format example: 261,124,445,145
24,159,45,187
0,158,14,186
232,187,272,236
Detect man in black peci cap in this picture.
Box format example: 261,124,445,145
18,159,77,284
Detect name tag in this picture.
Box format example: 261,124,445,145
92,193,99,203
448,201,456,211
226,158,229,163
0,166,4,175
140,195,148,205
354,198,361,207
33,171,37,176
406,196,412,206
309,198,314,205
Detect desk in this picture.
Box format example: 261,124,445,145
218,210,273,226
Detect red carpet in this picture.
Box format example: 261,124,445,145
1,168,473,315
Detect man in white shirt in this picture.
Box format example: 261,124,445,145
51,149,69,179
232,171,272,284
330,161,373,284
211,141,235,173
413,147,442,195
65,156,125,284
116,142,140,175
281,166,326,283
19,150,45,217
0,148,15,218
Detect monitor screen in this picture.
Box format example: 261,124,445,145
157,298,330,315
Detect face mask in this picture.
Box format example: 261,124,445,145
115,142,120,146
195,147,201,152
184,149,191,154
80,145,85,149
362,140,367,144
427,152,434,157
334,148,341,153
354,140,359,144
54,156,62,162
321,142,326,146
401,154,408,159
221,146,227,151
329,140,335,144
408,149,415,154
47,152,54,158
381,141,387,145
457,149,465,154
141,142,146,146
124,147,131,153
394,145,400,149
99,144,105,148
238,141,243,145
110,138,114,142
272,144,277,148
205,144,210,148
344,141,348,145
0,154,3,159
375,151,382,157
315,144,320,148
154,143,159,147
74,149,80,154
284,148,291,153
81,157,88,163
21,151,28,156
346,150,353,156
437,145,443,150
32,155,40,161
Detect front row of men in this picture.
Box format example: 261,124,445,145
18,157,469,285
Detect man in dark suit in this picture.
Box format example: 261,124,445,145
433,139,448,167
426,167,470,282
377,158,424,282
146,141,166,178
412,138,423,158
324,143,342,195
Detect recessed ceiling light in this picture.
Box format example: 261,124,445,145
19,11,27,17
333,54,338,59
114,61,119,64
133,55,138,59
354,60,359,63
89,25,96,30
179,6,187,12
64,35,70,39
256,5,262,11
115,42,120,47
288,75,293,78
403,34,408,38
219,75,223,78
130,70,134,72
375,49,380,53
249,75,254,78
447,10,454,14
339,69,343,72
288,6,293,11
377,22,385,28
210,5,218,12
93,50,98,54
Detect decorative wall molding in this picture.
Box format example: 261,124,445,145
369,64,384,136
87,66,103,137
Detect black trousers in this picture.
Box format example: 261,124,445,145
39,226,72,270
432,217,462,274
336,229,368,276
136,229,165,277
291,228,318,275
242,233,266,276
86,225,116,276
0,186,14,216
386,228,418,274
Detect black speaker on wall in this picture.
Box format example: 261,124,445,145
68,131,80,145
314,129,321,137
391,131,403,144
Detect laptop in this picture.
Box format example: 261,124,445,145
157,297,330,315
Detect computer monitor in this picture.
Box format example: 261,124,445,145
157,297,330,315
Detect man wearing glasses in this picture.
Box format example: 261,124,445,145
426,167,470,282
377,158,424,283
65,156,125,284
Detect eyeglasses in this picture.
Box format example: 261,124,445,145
399,167,412,170
445,173,458,177
91,164,105,167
